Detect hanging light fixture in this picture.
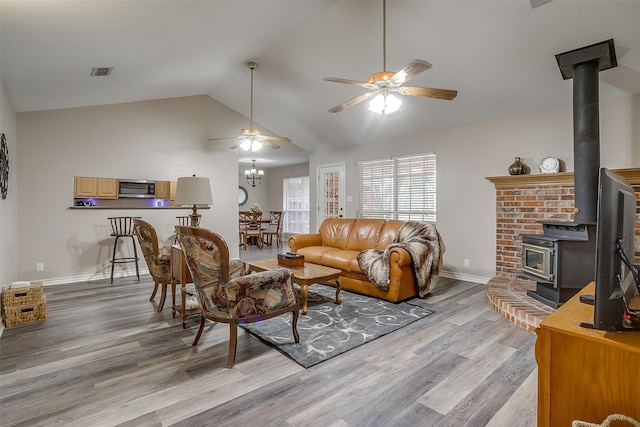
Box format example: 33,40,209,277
244,160,264,187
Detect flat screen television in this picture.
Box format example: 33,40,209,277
586,168,640,331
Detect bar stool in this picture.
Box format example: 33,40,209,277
108,216,141,284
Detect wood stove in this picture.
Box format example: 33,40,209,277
521,222,596,308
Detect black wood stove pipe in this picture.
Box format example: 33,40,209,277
572,60,600,224
555,39,617,225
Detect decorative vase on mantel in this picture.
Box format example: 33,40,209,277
508,157,530,175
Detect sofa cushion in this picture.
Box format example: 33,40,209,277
319,218,356,249
376,220,405,250
296,246,335,264
320,249,361,272
346,219,386,251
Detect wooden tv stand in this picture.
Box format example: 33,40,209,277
535,282,640,426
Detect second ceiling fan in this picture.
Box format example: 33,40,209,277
208,62,303,152
324,0,457,115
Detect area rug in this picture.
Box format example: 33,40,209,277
240,285,434,368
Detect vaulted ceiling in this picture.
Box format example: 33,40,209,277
2,0,639,168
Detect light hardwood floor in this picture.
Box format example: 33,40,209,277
0,244,538,426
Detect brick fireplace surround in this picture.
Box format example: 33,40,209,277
485,168,640,333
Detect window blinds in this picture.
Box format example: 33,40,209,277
358,153,436,222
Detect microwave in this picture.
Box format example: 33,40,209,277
118,180,155,198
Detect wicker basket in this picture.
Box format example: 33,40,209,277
3,300,47,327
2,282,44,306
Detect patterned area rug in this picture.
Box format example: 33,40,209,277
240,285,434,368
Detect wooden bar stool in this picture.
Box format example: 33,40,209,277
108,216,141,284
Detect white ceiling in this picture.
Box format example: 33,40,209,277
2,0,639,168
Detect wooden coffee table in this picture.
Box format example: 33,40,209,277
247,259,342,315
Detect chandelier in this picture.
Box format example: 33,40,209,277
244,160,264,187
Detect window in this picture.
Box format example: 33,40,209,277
358,153,436,222
283,176,309,233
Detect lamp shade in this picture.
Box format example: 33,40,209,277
174,176,213,206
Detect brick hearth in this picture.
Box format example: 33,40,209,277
486,168,640,332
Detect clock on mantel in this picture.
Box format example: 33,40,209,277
540,157,560,174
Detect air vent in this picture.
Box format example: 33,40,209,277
90,67,113,77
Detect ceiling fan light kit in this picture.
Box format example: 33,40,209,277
368,92,402,115
324,0,457,115
207,62,292,151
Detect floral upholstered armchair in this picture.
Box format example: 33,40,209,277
175,225,300,368
133,219,174,312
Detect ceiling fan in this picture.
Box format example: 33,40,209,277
207,62,298,152
323,0,457,115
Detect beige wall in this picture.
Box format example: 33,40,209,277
1,79,19,285
310,94,640,282
13,92,639,285
16,95,248,283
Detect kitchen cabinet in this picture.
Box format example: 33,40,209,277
74,177,118,199
74,177,97,197
170,181,177,202
97,178,118,199
155,181,171,199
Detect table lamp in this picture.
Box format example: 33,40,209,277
174,175,213,227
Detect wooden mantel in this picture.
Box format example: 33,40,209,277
486,168,640,189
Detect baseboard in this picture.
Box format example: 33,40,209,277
26,268,151,287
439,270,491,285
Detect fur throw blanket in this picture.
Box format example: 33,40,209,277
357,221,445,298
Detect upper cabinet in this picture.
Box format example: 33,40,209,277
155,181,171,199
74,177,118,199
74,177,97,197
169,181,177,202
97,178,118,199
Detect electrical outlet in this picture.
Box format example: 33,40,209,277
464,259,470,267
36,262,44,272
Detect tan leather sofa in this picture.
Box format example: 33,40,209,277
287,218,418,302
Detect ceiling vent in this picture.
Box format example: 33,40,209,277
90,67,113,77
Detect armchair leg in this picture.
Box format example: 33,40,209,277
157,282,167,312
150,282,159,301
171,280,177,318
192,315,206,346
291,308,300,343
227,323,238,368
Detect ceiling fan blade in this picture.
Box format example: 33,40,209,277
261,139,282,150
262,134,291,143
206,136,238,141
323,77,372,88
391,59,433,84
398,86,458,100
229,140,242,149
328,92,374,113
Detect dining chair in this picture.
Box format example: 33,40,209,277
174,216,191,244
241,211,263,250
175,225,299,368
238,211,248,247
132,218,174,312
263,210,284,248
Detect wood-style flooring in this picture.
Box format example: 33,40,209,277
0,244,538,426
